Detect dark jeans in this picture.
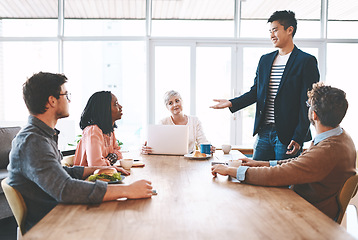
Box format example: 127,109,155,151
253,124,302,161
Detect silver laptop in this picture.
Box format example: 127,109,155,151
147,125,189,155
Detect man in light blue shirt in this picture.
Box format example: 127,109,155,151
236,126,344,181
211,82,356,220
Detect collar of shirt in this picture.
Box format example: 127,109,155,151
28,115,60,143
313,126,343,145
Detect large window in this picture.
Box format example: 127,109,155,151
0,19,57,37
63,41,146,151
196,46,232,146
0,0,357,151
64,19,146,36
0,41,58,123
327,0,358,39
152,45,233,146
326,43,358,146
154,46,191,122
241,47,272,146
151,0,235,37
240,0,321,38
64,0,146,36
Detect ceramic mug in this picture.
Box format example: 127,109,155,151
120,158,134,169
200,143,211,155
222,144,232,154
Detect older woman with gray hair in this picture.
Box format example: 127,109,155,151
142,90,215,154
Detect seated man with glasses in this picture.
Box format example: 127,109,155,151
7,72,154,233
212,82,356,220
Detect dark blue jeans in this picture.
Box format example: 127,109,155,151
253,124,302,161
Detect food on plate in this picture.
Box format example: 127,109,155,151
87,168,122,182
193,150,206,158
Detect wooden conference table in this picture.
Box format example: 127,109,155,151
24,152,354,240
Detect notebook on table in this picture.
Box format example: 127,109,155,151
147,125,189,155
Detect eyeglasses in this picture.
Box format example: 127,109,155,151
306,100,311,108
59,92,71,102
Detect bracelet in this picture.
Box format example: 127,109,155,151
107,153,118,165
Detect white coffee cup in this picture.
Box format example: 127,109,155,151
222,144,232,154
120,158,134,169
228,159,242,168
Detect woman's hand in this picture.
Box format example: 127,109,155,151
112,166,130,176
141,141,152,154
211,145,216,153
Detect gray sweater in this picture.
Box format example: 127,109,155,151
7,116,107,233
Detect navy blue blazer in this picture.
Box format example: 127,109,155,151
229,45,320,146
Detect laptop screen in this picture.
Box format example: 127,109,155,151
147,125,189,155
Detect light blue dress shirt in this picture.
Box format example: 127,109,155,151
236,127,343,181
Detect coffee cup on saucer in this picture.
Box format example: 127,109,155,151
222,144,231,154
120,158,134,170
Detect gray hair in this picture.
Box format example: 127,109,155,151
164,90,182,105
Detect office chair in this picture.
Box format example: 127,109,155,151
350,152,358,218
341,151,358,229
336,169,358,224
1,178,27,239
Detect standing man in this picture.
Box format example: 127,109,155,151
212,82,356,220
211,10,319,160
7,72,153,233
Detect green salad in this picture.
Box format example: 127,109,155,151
88,172,122,182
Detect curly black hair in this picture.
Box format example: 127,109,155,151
80,91,116,135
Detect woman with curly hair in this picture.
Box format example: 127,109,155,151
74,91,123,166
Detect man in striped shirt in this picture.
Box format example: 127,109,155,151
211,10,319,160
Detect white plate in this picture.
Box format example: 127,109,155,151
184,153,212,160
108,176,125,184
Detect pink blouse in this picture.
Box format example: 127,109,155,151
74,125,122,166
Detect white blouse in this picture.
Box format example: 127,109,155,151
159,115,209,152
